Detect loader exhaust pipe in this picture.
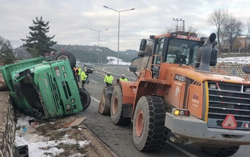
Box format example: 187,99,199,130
197,33,216,71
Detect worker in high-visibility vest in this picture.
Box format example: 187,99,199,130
104,72,113,86
78,66,82,82
81,70,87,88
119,74,128,81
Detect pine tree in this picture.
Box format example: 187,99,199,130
22,17,57,56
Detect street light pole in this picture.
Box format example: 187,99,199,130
103,5,135,70
99,39,109,64
89,28,108,66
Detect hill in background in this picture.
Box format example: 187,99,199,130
14,44,138,64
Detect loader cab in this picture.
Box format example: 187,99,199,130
152,36,204,66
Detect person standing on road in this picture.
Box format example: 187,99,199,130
84,67,90,84
104,72,113,86
119,74,128,81
78,66,82,82
81,70,87,88
73,66,79,82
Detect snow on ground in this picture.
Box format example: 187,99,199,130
15,116,90,157
107,56,130,65
218,56,250,64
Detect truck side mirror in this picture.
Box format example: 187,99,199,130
140,39,147,51
243,66,250,74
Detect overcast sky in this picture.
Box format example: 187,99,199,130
1,0,249,51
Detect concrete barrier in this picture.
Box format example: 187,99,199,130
0,91,15,157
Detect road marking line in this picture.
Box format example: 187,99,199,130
166,141,197,157
91,79,98,83
90,94,197,157
91,96,100,103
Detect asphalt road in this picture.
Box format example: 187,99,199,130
77,65,250,157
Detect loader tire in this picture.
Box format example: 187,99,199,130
98,87,111,115
202,146,239,157
80,89,91,110
52,51,76,68
133,96,167,152
110,85,131,126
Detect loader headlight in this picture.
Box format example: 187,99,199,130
172,108,190,116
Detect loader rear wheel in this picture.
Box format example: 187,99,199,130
80,89,91,110
98,87,111,115
110,86,131,126
202,146,239,157
133,96,167,152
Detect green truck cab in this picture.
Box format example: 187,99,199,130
0,52,90,119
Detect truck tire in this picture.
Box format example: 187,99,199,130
110,86,131,126
133,96,167,152
202,146,239,157
98,87,112,115
51,51,76,68
80,89,91,110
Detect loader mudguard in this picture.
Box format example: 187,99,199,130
119,81,136,105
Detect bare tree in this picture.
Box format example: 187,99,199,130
187,26,198,33
164,25,176,33
208,9,229,53
247,20,250,36
221,16,242,52
247,20,250,49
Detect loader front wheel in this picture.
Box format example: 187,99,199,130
133,96,167,152
80,89,91,110
202,146,239,157
110,86,131,126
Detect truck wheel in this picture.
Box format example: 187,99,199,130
80,89,91,110
52,51,76,68
133,96,167,152
110,86,131,126
202,146,239,157
98,87,111,115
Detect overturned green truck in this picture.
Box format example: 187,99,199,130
0,52,90,119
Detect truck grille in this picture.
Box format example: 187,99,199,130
207,81,250,130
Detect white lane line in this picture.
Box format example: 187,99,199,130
166,141,197,157
90,95,197,157
91,96,100,103
91,79,98,83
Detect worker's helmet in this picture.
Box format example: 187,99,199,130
121,74,125,77
107,72,110,75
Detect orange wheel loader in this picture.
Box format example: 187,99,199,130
99,31,250,157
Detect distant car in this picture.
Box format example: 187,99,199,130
84,64,94,73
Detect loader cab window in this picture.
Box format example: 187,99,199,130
166,39,203,66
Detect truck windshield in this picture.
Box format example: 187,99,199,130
166,39,203,66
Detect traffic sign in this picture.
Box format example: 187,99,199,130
222,114,237,129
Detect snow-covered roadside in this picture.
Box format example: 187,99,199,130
218,56,250,64
15,115,90,157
